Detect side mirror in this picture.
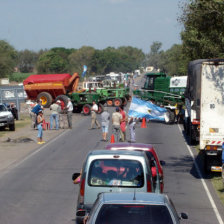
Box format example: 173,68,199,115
72,173,80,181
180,212,188,220
160,160,166,166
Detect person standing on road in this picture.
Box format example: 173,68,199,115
89,101,101,129
50,100,60,130
66,98,73,129
112,107,122,142
119,105,127,142
101,106,110,141
59,100,66,129
128,116,136,143
31,100,42,129
37,110,45,144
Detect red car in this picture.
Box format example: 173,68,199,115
105,142,165,193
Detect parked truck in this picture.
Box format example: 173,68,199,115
184,59,224,174
23,73,80,108
134,72,187,123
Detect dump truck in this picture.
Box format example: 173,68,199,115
184,59,224,174
134,72,187,123
23,73,80,107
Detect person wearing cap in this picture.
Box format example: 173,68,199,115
101,106,110,141
112,107,122,142
50,101,60,130
89,101,101,130
66,98,73,129
37,110,45,144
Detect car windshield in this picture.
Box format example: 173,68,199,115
0,105,7,112
95,204,174,224
88,159,144,188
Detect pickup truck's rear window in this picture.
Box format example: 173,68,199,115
88,159,144,188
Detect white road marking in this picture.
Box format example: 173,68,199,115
0,129,69,179
178,124,224,224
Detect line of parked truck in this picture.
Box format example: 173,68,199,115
133,59,224,179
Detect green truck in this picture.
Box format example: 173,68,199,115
134,72,187,123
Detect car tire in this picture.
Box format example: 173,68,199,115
83,104,91,116
9,123,15,131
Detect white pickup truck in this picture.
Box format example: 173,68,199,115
0,103,15,131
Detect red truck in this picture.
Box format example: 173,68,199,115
23,73,79,107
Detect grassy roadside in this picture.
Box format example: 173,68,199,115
194,144,224,206
0,114,30,138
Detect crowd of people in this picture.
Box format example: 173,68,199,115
30,99,74,144
89,102,136,143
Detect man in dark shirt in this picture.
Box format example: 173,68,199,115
31,100,42,129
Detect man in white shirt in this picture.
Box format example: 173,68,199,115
66,98,73,129
89,101,101,129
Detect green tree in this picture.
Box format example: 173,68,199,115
68,46,95,75
179,0,224,59
17,49,39,73
0,40,17,78
37,50,68,73
159,44,188,75
146,41,163,69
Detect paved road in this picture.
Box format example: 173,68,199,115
0,108,224,223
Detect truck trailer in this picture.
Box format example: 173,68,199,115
184,59,224,174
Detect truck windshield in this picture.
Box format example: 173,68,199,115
95,204,173,224
88,159,144,188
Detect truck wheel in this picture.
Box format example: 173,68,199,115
83,104,91,116
55,95,69,106
106,99,113,107
98,103,104,114
9,123,15,131
122,97,128,106
37,92,52,108
113,98,122,107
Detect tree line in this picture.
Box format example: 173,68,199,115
1,0,223,79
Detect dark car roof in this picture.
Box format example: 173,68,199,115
105,143,154,151
100,192,167,205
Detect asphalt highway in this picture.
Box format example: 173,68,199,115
0,109,224,224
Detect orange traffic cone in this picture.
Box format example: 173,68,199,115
141,117,147,128
110,134,115,143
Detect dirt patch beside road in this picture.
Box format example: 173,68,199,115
0,105,83,173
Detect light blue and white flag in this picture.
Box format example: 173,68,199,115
81,65,87,77
128,97,167,121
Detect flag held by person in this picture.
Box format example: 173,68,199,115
128,97,167,121
82,65,87,77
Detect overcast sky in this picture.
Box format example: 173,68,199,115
0,0,183,53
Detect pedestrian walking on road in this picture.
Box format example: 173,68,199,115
66,98,73,129
128,116,136,143
101,106,110,141
89,101,100,129
50,101,60,130
112,107,122,142
37,110,45,144
119,105,127,142
31,100,43,129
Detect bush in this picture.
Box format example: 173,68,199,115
9,73,33,82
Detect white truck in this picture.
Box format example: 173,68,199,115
185,59,224,173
